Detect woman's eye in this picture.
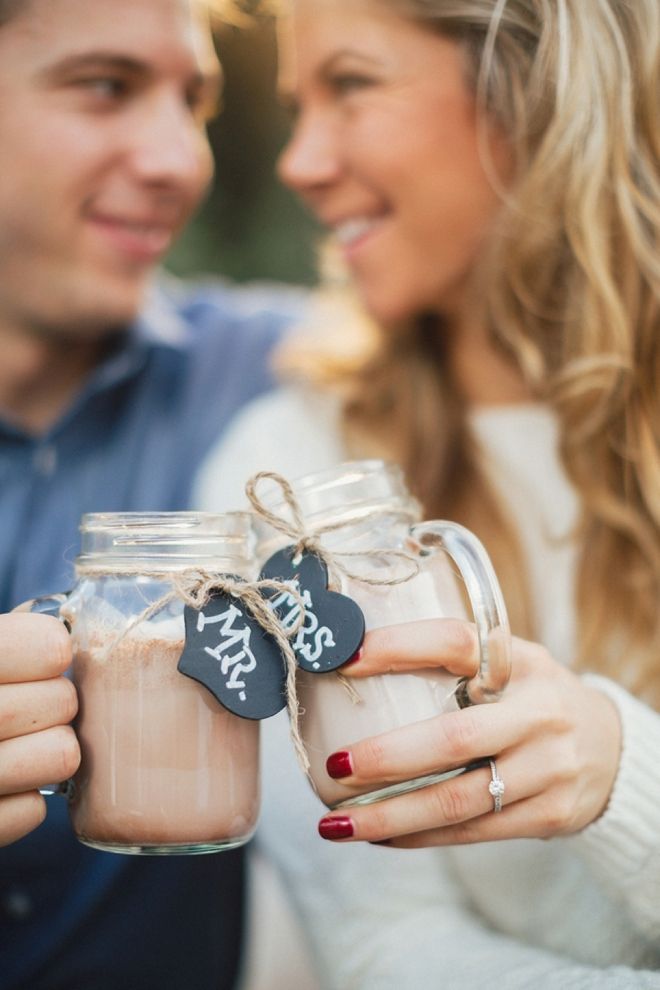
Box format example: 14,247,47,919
330,73,376,95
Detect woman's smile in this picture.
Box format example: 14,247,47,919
278,0,511,324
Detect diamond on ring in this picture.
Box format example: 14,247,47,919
488,759,505,813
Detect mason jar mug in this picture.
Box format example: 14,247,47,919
32,512,261,855
253,461,511,809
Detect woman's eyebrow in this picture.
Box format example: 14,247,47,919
278,48,383,105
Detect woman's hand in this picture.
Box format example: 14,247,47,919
317,619,622,847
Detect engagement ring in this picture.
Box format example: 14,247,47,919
488,759,505,813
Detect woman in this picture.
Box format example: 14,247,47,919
196,0,660,983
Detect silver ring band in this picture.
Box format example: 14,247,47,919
488,759,505,813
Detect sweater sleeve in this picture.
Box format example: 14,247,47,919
568,674,660,942
256,713,660,990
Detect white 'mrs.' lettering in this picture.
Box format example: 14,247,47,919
299,626,336,666
268,581,310,632
269,582,336,669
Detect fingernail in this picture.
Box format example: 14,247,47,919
326,750,353,779
343,647,363,667
318,816,354,840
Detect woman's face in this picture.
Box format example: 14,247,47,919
278,0,510,325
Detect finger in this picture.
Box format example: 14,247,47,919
0,725,81,797
343,619,480,679
319,748,556,843
324,702,538,789
317,764,495,842
386,794,562,848
0,613,72,683
0,792,47,847
0,677,78,742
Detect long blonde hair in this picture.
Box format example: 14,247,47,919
278,0,660,705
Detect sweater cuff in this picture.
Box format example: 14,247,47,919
569,674,660,885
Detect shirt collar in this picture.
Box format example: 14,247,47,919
76,278,193,401
130,277,195,351
0,277,193,442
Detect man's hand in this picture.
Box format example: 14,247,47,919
0,612,80,846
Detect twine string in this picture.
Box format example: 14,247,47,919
246,471,421,590
75,565,312,774
246,470,424,713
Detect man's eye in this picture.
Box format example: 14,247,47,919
78,77,129,100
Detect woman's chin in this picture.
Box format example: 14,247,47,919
356,286,422,327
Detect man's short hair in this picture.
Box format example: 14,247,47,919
0,0,256,28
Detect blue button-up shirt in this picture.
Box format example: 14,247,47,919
0,278,302,990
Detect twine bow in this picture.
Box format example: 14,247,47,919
246,471,421,590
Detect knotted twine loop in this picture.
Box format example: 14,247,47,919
246,470,423,716
75,565,313,774
245,471,421,591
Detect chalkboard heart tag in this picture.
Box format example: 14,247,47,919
177,581,287,720
260,547,365,674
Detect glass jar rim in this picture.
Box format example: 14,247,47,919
79,511,252,532
255,459,420,531
77,511,254,569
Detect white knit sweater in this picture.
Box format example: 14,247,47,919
195,386,660,989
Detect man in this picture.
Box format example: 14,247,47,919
0,1,303,987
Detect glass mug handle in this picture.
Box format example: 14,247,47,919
409,520,512,707
19,592,72,627
15,594,75,797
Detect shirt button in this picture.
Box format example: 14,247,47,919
33,444,58,477
3,888,34,920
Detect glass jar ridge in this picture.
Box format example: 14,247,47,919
76,510,254,572
253,459,422,556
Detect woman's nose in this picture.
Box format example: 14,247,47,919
277,115,343,197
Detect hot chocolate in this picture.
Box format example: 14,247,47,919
298,567,466,807
70,629,260,854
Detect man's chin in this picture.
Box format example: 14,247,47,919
35,276,152,339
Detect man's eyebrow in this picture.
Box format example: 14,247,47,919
38,53,150,81
37,52,221,92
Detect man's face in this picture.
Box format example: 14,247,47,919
0,0,220,337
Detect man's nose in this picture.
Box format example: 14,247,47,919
128,95,213,193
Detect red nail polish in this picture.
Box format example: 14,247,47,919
343,647,363,667
326,750,353,779
318,816,354,840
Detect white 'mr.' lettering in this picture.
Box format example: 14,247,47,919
197,602,257,701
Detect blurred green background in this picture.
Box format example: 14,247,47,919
166,14,320,288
